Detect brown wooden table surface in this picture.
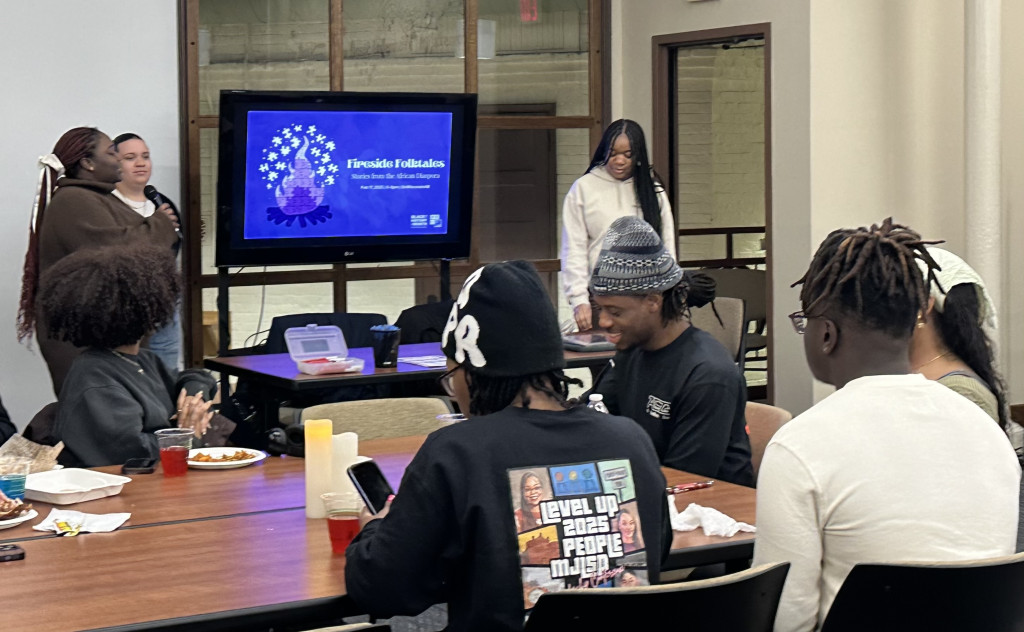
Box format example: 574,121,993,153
4,510,344,632
0,436,422,543
0,434,755,630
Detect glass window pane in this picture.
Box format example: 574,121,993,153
678,234,727,264
202,282,335,351
342,0,464,92
477,0,589,116
674,42,765,233
198,0,330,116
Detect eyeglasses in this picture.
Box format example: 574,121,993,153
437,365,462,398
789,310,808,335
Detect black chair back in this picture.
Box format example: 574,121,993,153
265,312,387,354
821,554,1024,632
524,562,789,632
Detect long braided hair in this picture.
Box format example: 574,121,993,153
935,283,1008,428
793,218,941,338
18,127,101,342
464,369,583,417
586,119,665,235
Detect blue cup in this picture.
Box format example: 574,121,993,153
0,458,31,500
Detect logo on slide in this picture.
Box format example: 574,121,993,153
257,124,339,227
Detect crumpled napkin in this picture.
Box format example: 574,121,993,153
32,509,130,535
668,497,756,537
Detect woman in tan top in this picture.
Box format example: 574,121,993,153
911,247,1005,427
18,127,178,395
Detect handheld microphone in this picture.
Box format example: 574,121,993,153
144,185,181,236
143,185,165,207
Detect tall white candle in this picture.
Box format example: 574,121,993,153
331,432,359,495
304,418,333,518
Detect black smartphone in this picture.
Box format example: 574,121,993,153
347,460,395,515
122,457,159,475
0,545,25,562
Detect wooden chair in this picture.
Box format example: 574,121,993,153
300,397,453,438
746,401,792,479
821,552,1024,632
523,562,790,631
701,267,768,368
689,297,746,367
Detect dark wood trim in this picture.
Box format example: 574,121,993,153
329,0,343,92
477,115,593,129
588,0,604,148
678,226,765,236
329,0,347,311
600,0,612,132
181,0,203,367
196,260,562,289
464,0,478,94
762,24,774,405
652,36,672,203
678,257,766,269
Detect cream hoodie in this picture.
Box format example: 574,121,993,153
559,167,676,309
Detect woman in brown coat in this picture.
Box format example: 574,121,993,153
18,127,178,395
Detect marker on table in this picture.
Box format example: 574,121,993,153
666,480,714,495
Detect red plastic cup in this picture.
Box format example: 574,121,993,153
155,428,193,477
322,492,361,554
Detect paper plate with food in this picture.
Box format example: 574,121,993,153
187,448,268,470
0,495,36,530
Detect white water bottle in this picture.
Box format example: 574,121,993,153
587,393,609,414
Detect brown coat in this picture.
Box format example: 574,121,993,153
37,178,179,396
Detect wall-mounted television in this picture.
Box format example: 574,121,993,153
216,90,477,267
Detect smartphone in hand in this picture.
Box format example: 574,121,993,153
347,460,395,514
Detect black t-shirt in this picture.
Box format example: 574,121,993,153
595,326,754,486
345,405,671,632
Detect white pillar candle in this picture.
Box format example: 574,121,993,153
304,419,333,518
331,432,359,495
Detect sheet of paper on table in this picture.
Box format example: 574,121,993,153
397,355,448,368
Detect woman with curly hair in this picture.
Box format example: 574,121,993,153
19,127,178,396
40,245,221,467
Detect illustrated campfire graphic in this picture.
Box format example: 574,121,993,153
259,124,338,227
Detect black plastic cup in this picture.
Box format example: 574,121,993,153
371,325,401,368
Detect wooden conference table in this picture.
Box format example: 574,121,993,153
0,436,754,632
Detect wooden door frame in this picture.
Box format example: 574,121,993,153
652,23,774,403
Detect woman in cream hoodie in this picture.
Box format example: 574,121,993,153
560,119,676,331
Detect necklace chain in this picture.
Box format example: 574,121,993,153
110,349,144,374
912,350,951,372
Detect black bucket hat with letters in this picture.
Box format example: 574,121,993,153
441,260,565,377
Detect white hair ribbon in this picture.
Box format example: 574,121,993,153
31,154,64,231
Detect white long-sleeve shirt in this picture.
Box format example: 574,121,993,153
753,374,1020,632
559,168,676,309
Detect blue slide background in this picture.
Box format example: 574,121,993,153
243,110,453,240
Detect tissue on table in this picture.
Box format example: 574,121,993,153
32,509,130,535
668,497,755,537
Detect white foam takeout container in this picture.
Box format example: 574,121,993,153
24,469,132,505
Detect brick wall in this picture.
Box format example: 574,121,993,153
675,45,765,261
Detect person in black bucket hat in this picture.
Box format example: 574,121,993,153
346,260,671,632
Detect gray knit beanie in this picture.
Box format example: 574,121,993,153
589,216,683,296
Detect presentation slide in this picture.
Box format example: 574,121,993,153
243,110,454,240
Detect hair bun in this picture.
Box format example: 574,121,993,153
683,271,716,308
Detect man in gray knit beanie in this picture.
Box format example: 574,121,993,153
589,216,754,486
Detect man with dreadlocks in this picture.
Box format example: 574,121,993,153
754,218,1019,632
590,216,753,486
346,260,671,632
